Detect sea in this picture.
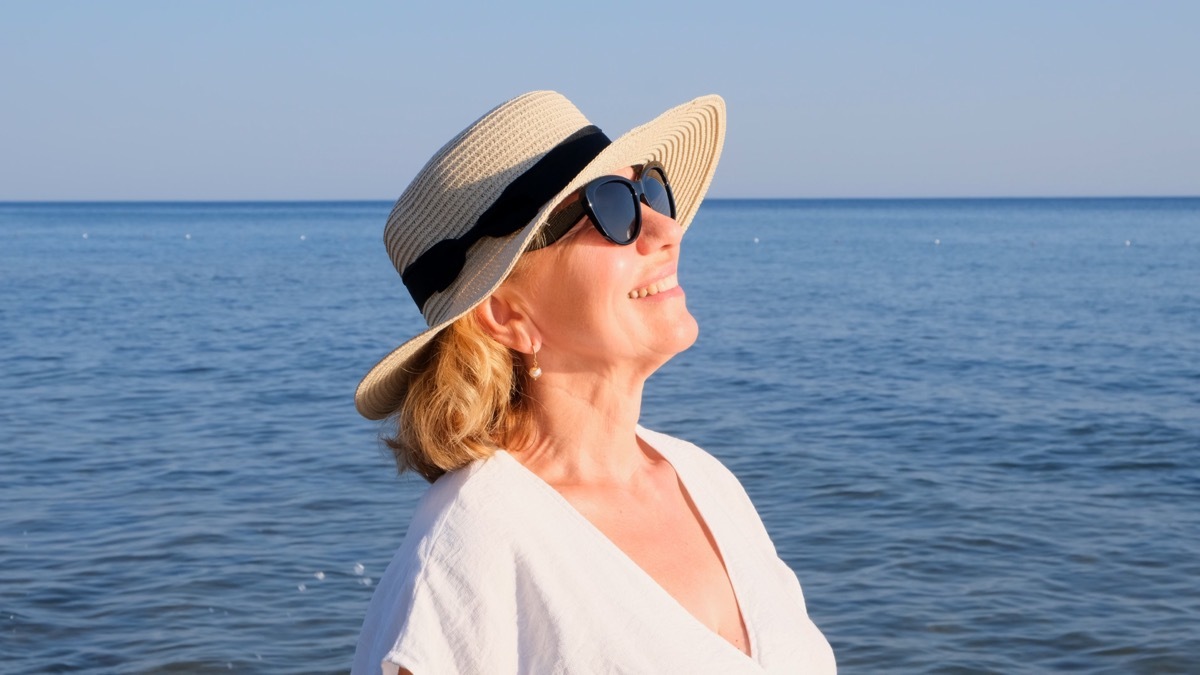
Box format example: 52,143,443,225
1,198,1197,674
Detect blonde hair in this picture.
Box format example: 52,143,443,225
385,306,536,483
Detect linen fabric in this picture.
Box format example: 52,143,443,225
352,428,836,674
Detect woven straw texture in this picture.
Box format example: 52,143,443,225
356,91,726,419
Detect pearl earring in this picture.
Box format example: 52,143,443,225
528,348,543,380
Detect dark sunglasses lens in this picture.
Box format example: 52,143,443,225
642,167,674,217
591,180,639,243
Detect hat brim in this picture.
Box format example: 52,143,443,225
355,94,726,420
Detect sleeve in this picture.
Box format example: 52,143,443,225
380,525,520,675
350,487,520,672
381,552,518,672
686,440,781,555
694,445,817,615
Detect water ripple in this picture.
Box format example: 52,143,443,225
4,199,1200,672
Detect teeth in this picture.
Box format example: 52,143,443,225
629,273,678,299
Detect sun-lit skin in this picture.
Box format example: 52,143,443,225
473,165,698,483
471,167,751,656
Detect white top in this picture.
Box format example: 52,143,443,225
352,427,836,674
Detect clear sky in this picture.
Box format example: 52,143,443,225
3,1,1197,200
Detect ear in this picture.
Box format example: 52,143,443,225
473,289,539,354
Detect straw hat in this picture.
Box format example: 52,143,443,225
356,90,726,420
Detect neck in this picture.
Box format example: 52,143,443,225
512,370,651,487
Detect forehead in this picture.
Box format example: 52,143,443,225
613,165,637,179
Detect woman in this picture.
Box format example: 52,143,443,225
352,91,835,674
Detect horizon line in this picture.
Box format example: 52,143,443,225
2,194,1198,205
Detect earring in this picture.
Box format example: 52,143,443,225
528,347,543,380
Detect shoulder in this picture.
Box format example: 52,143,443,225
637,426,748,494
353,455,521,674
391,454,523,587
638,425,776,547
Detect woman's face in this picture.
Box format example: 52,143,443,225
509,166,699,380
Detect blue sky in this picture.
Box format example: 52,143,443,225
3,1,1197,200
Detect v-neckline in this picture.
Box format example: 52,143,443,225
493,429,759,665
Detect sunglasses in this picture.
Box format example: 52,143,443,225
536,162,677,248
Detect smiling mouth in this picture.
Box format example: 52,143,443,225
628,273,679,299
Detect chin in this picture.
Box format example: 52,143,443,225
663,313,700,356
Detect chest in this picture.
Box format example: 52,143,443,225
562,478,751,654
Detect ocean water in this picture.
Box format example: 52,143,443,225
1,198,1197,673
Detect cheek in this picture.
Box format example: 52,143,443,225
541,250,632,341
569,257,629,320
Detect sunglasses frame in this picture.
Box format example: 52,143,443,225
538,161,677,248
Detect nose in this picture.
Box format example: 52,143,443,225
636,200,682,253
